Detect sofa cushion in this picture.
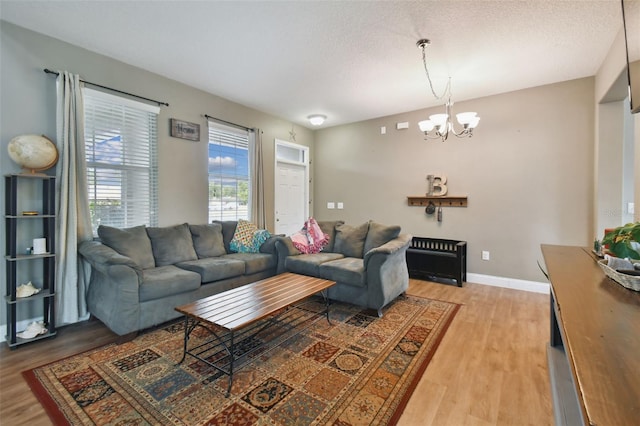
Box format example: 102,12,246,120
147,223,198,266
139,265,201,302
223,253,277,274
334,222,369,258
318,220,344,252
176,257,246,282
318,257,366,288
189,223,226,258
285,252,344,276
212,220,238,253
364,221,401,254
98,225,155,269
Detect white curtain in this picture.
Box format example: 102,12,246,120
55,71,93,325
249,129,266,229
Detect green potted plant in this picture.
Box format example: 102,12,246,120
602,222,640,259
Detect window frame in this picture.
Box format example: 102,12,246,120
83,88,160,235
207,121,251,222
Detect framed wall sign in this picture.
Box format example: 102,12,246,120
170,118,200,141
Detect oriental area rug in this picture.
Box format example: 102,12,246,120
23,295,460,425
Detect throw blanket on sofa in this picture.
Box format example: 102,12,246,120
290,217,329,254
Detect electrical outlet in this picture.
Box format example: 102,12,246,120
482,251,490,261
337,202,344,209
629,202,635,215
327,202,335,209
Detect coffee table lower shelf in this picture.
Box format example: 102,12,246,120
174,273,336,396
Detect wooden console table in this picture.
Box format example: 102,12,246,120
541,245,640,426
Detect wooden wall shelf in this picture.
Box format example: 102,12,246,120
407,196,468,207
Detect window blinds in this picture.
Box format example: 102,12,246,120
207,120,250,222
83,88,159,233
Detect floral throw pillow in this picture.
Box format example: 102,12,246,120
229,219,271,253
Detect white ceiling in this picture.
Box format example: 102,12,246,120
0,0,626,129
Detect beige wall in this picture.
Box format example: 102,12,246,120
0,19,628,303
313,78,595,282
594,24,638,233
0,21,314,326
0,21,315,231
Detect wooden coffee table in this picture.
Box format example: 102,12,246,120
175,272,336,396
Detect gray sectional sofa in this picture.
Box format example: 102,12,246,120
79,221,279,335
276,220,412,316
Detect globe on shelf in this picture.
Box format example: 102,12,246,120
7,134,58,175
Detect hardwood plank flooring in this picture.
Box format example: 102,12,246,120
0,279,552,425
398,280,552,426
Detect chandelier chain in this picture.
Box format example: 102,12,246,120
421,44,451,101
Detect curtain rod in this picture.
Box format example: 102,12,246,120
44,69,169,107
204,114,252,132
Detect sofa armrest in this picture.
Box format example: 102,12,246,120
259,234,284,255
363,233,412,266
363,233,412,311
79,240,143,335
275,237,301,274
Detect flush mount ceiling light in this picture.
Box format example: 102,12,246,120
308,114,327,126
416,39,480,142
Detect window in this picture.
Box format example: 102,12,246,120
208,121,250,222
83,88,159,235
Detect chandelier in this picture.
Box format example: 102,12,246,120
416,39,480,141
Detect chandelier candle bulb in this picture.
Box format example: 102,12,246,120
418,120,435,132
456,112,478,125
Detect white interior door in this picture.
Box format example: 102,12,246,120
274,140,309,236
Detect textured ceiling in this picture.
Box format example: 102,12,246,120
0,0,626,128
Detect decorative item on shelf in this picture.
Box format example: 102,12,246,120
33,238,47,255
426,174,434,195
430,174,448,196
16,281,41,298
601,222,640,259
16,321,48,339
415,39,480,142
7,134,58,175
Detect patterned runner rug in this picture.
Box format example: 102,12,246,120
23,294,459,425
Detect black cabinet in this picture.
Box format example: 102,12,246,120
4,174,56,348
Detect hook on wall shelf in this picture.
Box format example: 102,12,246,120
407,195,468,207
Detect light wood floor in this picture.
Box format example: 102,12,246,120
0,279,553,425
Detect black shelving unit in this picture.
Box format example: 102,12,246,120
4,174,56,348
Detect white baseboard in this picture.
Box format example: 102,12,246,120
467,273,550,294
0,316,44,343
1,275,548,342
